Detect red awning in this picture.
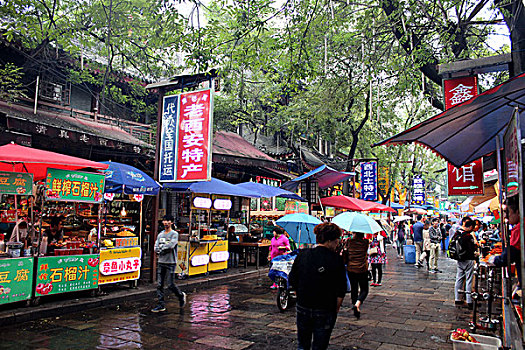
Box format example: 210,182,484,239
369,202,397,213
321,195,377,211
0,143,108,180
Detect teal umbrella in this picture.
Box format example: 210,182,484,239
332,212,382,234
275,213,322,244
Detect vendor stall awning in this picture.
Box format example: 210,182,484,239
235,182,305,201
163,178,259,197
281,165,355,191
373,72,525,167
321,195,375,211
101,161,160,195
0,142,108,180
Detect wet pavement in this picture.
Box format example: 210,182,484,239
0,246,478,349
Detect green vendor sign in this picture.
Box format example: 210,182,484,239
36,255,99,296
45,168,105,203
0,257,34,305
0,171,33,195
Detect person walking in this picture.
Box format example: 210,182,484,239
151,215,187,313
268,226,291,289
288,223,346,350
454,217,478,309
412,215,425,263
429,218,442,273
396,222,406,259
369,233,386,286
416,220,431,269
342,231,370,319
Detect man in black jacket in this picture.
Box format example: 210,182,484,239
289,223,347,350
454,218,478,309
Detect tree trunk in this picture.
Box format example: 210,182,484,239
496,0,525,77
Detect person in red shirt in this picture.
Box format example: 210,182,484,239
491,195,521,287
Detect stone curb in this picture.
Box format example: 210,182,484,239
0,268,265,326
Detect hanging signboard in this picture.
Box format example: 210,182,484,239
377,167,389,199
159,94,179,182
45,169,105,203
412,177,425,205
175,89,213,182
36,255,99,296
504,114,520,197
98,247,141,285
0,172,33,195
443,76,478,110
0,257,33,305
447,158,484,196
360,162,377,201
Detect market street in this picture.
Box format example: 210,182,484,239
0,247,472,350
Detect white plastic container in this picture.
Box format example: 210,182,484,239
450,334,502,350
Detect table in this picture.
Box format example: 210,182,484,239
229,242,270,269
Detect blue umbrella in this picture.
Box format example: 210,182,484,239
235,182,306,201
163,177,260,197
332,212,382,234
275,213,322,244
101,161,160,195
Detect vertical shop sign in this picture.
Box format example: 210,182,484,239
175,89,213,182
377,167,389,199
443,76,478,110
504,113,521,196
36,255,99,296
45,169,105,203
0,172,33,195
360,162,377,201
0,257,33,305
159,95,179,182
447,158,484,196
412,177,425,205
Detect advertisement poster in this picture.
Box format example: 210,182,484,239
360,162,377,201
98,247,141,285
0,172,33,195
443,75,478,110
412,177,425,205
0,257,33,305
36,255,99,296
175,89,213,182
378,167,389,198
159,94,179,182
45,169,105,203
285,200,298,214
447,158,484,196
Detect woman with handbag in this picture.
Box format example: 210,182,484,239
369,233,386,286
342,231,369,319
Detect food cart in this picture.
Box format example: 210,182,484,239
33,168,105,302
98,161,160,285
0,171,34,306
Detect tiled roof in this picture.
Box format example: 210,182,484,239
213,131,278,162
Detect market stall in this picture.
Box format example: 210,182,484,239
98,161,160,286
164,178,259,277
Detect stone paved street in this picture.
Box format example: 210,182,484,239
0,246,476,349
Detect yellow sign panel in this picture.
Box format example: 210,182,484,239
378,167,389,197
98,247,141,285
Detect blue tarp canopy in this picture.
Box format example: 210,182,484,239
235,182,306,201
280,165,355,191
163,178,259,197
101,161,160,195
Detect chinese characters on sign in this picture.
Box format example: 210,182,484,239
360,162,377,201
412,177,425,205
159,95,178,182
443,76,478,110
176,89,213,181
36,255,99,296
504,113,521,197
0,257,33,305
0,172,33,195
447,158,484,196
98,247,141,285
377,167,389,200
45,169,105,203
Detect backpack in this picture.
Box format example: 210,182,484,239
448,230,466,260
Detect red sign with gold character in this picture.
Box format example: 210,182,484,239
447,158,484,196
443,76,478,110
175,89,213,182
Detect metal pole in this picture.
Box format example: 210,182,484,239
34,76,40,115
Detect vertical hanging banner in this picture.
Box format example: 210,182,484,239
447,158,484,196
360,162,377,201
443,76,478,110
504,113,520,196
412,177,425,205
159,95,179,182
175,89,213,182
377,167,389,199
